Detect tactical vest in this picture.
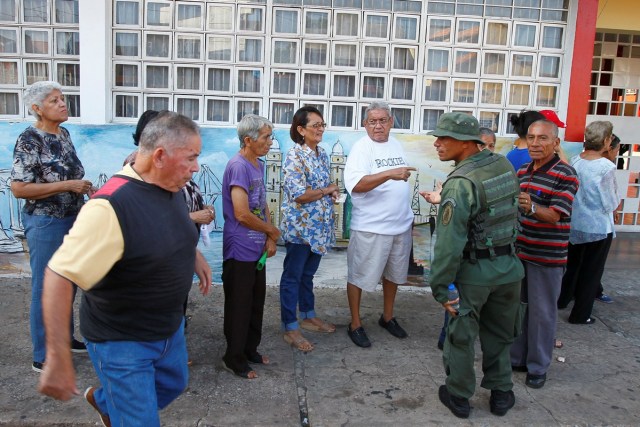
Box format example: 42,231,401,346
447,153,519,262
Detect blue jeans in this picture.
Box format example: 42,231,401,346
85,319,188,427
23,213,78,363
279,243,322,331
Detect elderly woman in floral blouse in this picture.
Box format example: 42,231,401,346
279,107,340,352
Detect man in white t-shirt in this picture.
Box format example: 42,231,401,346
343,101,416,348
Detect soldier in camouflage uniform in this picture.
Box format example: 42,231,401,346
427,113,525,419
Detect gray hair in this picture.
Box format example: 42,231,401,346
364,101,392,119
138,111,200,154
584,121,613,151
529,119,559,139
24,81,63,120
237,114,273,148
479,127,496,142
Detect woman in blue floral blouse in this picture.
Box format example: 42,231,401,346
11,81,95,372
280,107,340,352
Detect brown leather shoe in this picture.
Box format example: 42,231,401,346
84,387,111,427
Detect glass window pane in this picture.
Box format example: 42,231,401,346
393,47,416,71
115,64,138,87
237,69,261,93
65,94,79,117
115,33,139,57
177,35,201,60
513,7,539,20
391,77,413,100
335,12,358,37
238,38,262,62
207,68,230,91
481,82,502,104
0,29,17,54
455,50,477,74
333,75,355,97
115,94,138,118
56,63,79,86
207,99,230,122
115,1,139,25
302,102,324,116
147,2,171,27
484,52,505,75
56,31,79,55
55,0,78,23
453,81,475,103
207,37,232,61
146,34,170,57
176,67,199,90
0,61,19,84
273,71,296,95
208,5,232,31
24,30,49,55
305,11,328,35
457,21,480,44
424,79,447,102
423,109,444,131
0,0,17,22
238,7,263,32
457,4,483,15
274,9,297,34
237,100,260,122
542,26,563,49
272,102,295,124
146,65,169,88
23,0,47,23
395,16,417,40
176,98,199,120
147,96,169,111
331,104,353,127
334,44,357,67
25,62,49,84
366,15,388,38
0,92,19,114
273,40,297,64
429,19,451,42
426,49,449,72
485,6,511,18
536,85,557,107
177,4,201,29
486,22,508,45
427,2,454,14
514,24,536,47
509,84,530,105
391,107,411,129
362,76,385,98
302,73,326,96
478,111,499,131
539,56,560,78
304,42,327,66
363,45,386,68
512,54,534,77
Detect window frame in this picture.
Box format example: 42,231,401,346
477,109,501,133
540,24,565,50
22,27,51,57
331,71,358,99
174,32,204,62
0,59,21,86
363,12,390,40
360,72,387,100
0,89,22,117
422,76,450,104
175,1,204,31
271,38,299,66
142,31,172,60
206,34,234,62
392,14,419,42
144,0,174,29
236,36,264,64
237,5,265,33
455,18,482,46
0,27,20,56
270,98,298,126
479,79,505,106
143,62,171,91
450,78,477,105
390,75,416,102
235,97,262,123
113,60,140,89
453,48,480,75
205,65,232,94
425,47,451,74
272,7,299,36
509,51,537,79
333,10,359,38
534,83,559,108
507,81,533,107
235,67,263,95
0,0,19,24
112,30,140,59
54,59,80,88
144,93,172,112
537,53,562,80
300,70,329,99
427,16,453,44
390,104,414,131
303,9,330,38
54,29,79,57
484,20,511,47
361,42,388,70
174,94,203,121
204,95,233,124
421,107,446,132
302,39,329,68
332,41,359,69
173,63,203,92
329,101,356,130
391,44,418,73
112,91,141,121
206,3,235,32
270,68,299,98
113,0,141,27
512,22,539,50
482,50,508,77
21,0,50,24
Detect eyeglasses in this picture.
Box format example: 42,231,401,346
307,122,327,129
366,118,390,126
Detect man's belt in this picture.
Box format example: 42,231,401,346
463,244,512,260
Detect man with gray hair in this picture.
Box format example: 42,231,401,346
343,101,416,348
38,111,212,426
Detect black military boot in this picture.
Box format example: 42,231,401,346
490,389,515,416
438,385,470,418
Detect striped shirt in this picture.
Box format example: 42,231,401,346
516,154,578,266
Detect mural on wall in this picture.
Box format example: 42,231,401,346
0,122,583,280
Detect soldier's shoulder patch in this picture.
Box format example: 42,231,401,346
441,198,456,226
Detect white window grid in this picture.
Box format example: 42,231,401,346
205,65,232,94
1,0,19,24
113,91,141,120
23,58,50,84
237,5,264,33
302,39,328,68
421,76,450,105
144,93,172,111
540,24,564,50
534,83,559,108
300,70,329,99
451,78,477,105
390,75,416,103
113,0,141,28
333,10,359,38
427,16,453,44
479,79,505,106
235,67,262,95
360,72,387,100
143,62,171,91
175,2,203,31
271,38,299,66
331,41,359,69
235,97,261,122
145,1,173,29
272,8,299,36
425,47,451,74
0,90,22,117
484,20,510,47
482,50,508,77
506,81,532,107
0,59,21,86
421,107,446,132
270,98,298,126
22,27,51,56
206,34,234,62
537,53,562,80
392,14,419,42
455,18,482,46
21,0,50,24
453,48,480,75
509,51,537,80
174,94,202,121
391,44,418,73
0,27,20,55
113,30,141,59
113,60,139,89
207,3,235,32
204,95,232,124
362,42,388,70
331,71,358,99
390,104,414,131
329,101,355,129
173,63,203,92
303,9,330,38
236,36,263,64
143,31,172,59
270,68,298,98
512,22,539,50
174,32,203,61
53,28,79,57
364,12,390,39
54,59,79,88
477,109,501,132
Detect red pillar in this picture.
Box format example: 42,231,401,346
565,0,599,142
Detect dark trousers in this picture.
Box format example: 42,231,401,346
222,258,266,372
559,234,613,323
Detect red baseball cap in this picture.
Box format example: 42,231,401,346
539,110,565,128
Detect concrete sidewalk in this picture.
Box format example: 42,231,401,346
1,234,639,426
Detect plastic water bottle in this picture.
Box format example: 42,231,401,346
448,284,460,311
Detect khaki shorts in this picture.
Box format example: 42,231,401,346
347,228,412,292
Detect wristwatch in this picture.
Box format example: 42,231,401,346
529,202,536,216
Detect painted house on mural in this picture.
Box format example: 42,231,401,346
1,0,640,259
